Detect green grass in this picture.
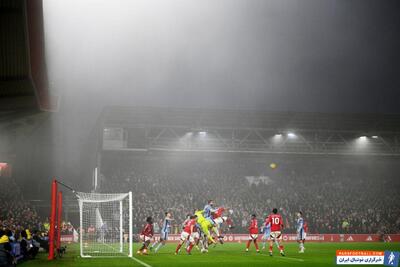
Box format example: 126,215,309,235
20,242,400,267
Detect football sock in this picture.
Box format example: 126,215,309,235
254,240,259,250
155,243,164,253
246,240,251,249
175,244,182,253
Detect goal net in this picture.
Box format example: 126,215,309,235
77,192,132,257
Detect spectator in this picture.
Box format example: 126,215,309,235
19,230,38,261
0,229,14,267
32,230,48,253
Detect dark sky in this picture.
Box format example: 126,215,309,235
43,0,400,114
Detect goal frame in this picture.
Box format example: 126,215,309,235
78,191,133,258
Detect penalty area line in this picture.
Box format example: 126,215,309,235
131,256,153,267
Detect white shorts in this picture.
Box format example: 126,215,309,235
191,232,200,240
270,231,282,240
214,217,224,226
249,234,258,240
297,229,305,240
160,231,169,240
180,231,194,242
139,235,152,242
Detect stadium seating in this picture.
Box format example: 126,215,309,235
100,155,400,235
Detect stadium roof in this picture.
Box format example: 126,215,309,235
101,106,400,133
0,0,57,112
95,106,400,156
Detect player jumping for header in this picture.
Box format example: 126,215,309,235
211,206,227,244
195,210,217,245
204,200,218,224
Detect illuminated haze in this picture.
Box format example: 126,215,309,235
17,0,398,195
43,0,400,114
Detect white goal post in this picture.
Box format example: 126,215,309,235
77,191,133,258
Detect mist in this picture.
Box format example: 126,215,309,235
43,0,400,114
1,1,400,262
11,0,393,199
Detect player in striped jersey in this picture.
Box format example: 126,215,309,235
296,211,305,253
261,216,271,250
150,212,173,253
204,200,218,224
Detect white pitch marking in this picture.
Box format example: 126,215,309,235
131,256,153,267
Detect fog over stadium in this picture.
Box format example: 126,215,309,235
39,0,400,188
0,0,399,266
43,0,400,112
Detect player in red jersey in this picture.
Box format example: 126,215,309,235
266,208,285,256
137,216,154,255
212,207,227,244
175,215,197,255
245,214,260,253
212,207,225,224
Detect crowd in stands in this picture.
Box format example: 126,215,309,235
100,154,400,235
1,155,399,265
0,177,48,267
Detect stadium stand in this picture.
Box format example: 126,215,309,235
0,177,47,265
99,153,400,235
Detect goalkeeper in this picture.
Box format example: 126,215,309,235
194,210,216,244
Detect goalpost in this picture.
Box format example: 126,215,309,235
76,191,133,258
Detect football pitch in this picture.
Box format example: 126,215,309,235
21,242,400,267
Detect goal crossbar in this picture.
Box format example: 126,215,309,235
77,191,133,258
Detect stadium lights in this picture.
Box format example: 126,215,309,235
271,133,283,144
182,132,193,138
355,135,369,148
371,135,378,139
287,132,296,138
199,131,207,136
